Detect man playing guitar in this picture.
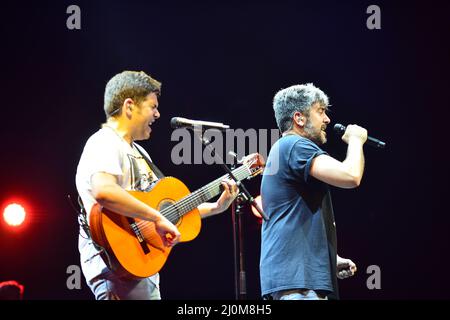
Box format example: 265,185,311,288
75,71,261,300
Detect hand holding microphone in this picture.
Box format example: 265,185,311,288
341,124,368,145
334,123,386,149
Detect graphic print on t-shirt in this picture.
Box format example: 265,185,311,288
127,153,157,192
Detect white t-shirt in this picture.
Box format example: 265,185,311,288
75,127,159,284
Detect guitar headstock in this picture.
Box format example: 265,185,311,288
242,153,265,179
249,166,264,178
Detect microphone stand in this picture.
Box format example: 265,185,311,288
192,128,267,300
231,161,247,300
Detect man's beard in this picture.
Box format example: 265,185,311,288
304,120,327,145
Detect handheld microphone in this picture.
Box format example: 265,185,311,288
170,117,230,131
333,123,386,149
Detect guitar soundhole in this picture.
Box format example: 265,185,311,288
159,199,182,226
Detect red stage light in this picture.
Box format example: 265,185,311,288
3,203,26,227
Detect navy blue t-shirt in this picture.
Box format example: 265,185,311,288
260,134,338,299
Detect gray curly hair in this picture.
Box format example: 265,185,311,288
104,71,161,118
273,83,329,133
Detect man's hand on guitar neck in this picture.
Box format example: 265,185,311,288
198,178,239,218
198,153,265,219
216,178,240,212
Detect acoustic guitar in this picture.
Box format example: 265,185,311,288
89,157,263,279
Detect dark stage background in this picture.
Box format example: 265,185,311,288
0,0,449,300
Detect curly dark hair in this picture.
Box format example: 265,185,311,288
104,71,162,118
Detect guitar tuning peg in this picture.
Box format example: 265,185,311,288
228,151,244,164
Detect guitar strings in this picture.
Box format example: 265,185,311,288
135,164,251,232
155,165,247,220
159,164,250,221
159,161,256,222
136,165,248,231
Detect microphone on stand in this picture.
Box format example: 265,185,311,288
333,123,386,149
170,117,230,131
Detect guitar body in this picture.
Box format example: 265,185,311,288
89,177,201,279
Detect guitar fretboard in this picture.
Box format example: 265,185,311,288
161,165,251,223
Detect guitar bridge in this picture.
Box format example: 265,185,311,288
127,218,150,255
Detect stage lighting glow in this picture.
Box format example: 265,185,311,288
251,195,263,219
3,203,26,226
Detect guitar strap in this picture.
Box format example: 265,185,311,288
132,143,165,179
